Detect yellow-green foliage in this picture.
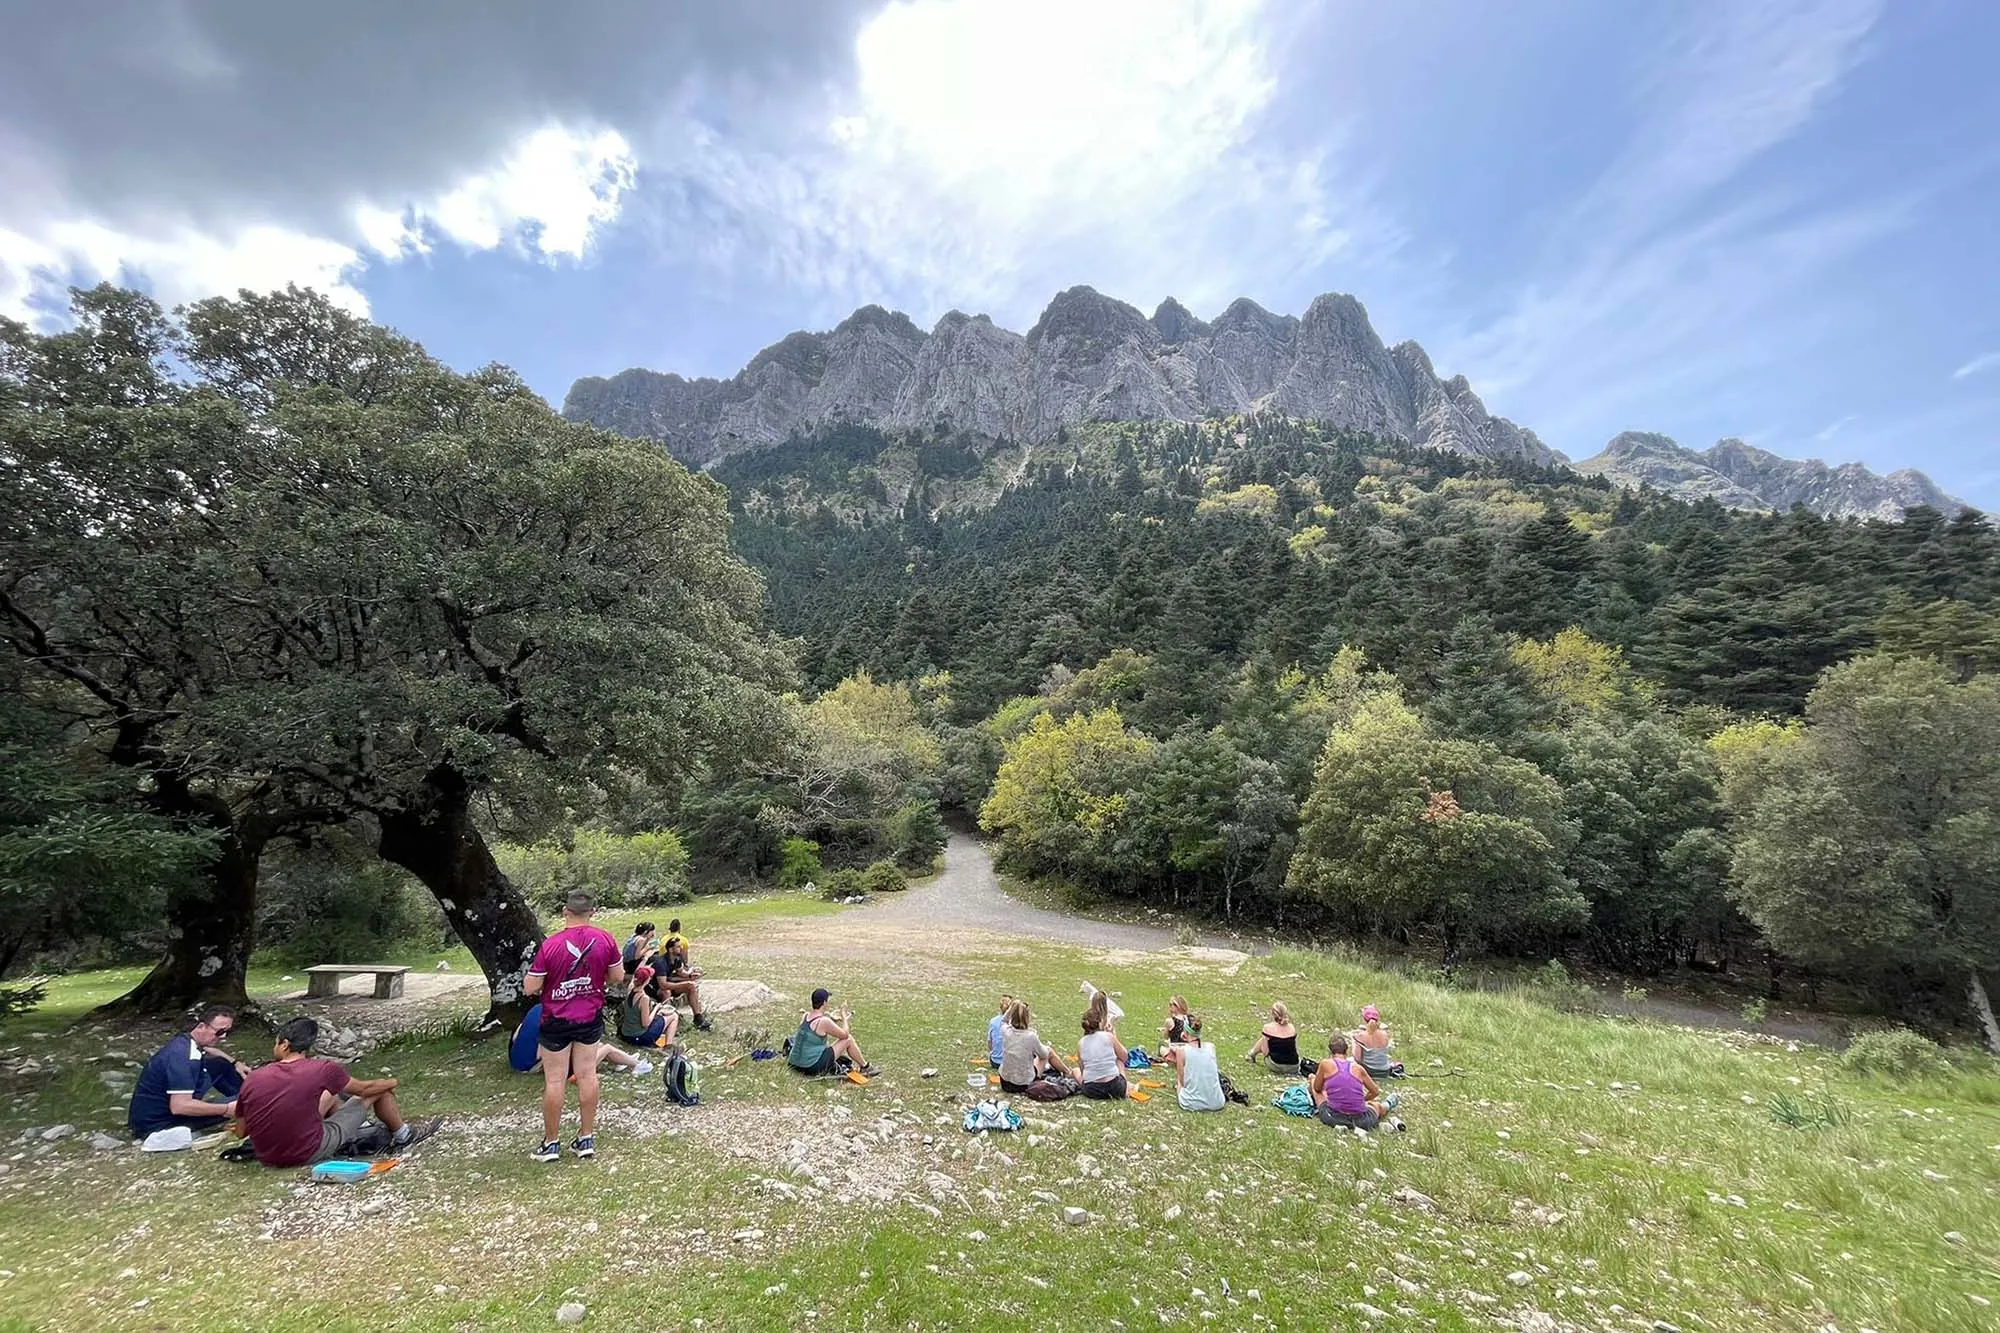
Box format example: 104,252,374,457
1195,482,1281,519
1707,717,1805,806
1288,524,1328,557
980,707,1150,848
1513,627,1644,714
806,671,942,779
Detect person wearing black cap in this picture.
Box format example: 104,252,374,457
786,988,878,1077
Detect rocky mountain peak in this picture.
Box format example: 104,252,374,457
1151,297,1210,345
1577,432,1966,520
561,287,1957,520
1026,286,1157,354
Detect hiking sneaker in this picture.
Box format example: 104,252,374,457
1385,1116,1408,1133
570,1135,596,1159
632,1059,655,1077
530,1139,562,1163
1383,1091,1402,1112
693,1015,713,1031
858,1064,882,1078
392,1116,444,1150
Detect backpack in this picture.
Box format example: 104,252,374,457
962,1100,1023,1133
662,1051,701,1106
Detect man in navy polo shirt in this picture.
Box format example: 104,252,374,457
127,1005,249,1139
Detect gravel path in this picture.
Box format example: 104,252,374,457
855,831,1264,954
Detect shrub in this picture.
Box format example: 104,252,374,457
819,868,866,901
494,829,691,912
1740,997,1768,1027
860,860,906,894
777,837,825,890
1839,1027,1949,1078
260,857,442,965
1525,959,1598,1014
885,798,948,870
1621,985,1649,1004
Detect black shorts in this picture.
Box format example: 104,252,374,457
1081,1076,1128,1100
538,1013,605,1051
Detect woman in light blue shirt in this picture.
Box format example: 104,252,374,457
1161,1015,1225,1111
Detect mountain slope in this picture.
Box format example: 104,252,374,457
1575,432,1968,521
563,286,1560,470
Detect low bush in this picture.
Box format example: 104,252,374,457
861,860,906,894
494,829,692,912
1839,1027,1949,1078
777,837,824,890
819,868,866,901
1524,959,1598,1014
886,798,948,871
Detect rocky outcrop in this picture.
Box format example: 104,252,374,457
564,286,1555,469
1576,432,1965,521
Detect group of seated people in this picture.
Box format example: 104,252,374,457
128,1008,442,1167
977,990,1407,1129
618,919,711,1036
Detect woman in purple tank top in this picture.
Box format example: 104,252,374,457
1307,1033,1402,1132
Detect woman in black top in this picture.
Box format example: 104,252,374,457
1247,1001,1300,1072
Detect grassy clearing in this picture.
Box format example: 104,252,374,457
1,913,1997,1332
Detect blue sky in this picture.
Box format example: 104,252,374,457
4,0,1996,506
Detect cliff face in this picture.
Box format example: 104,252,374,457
563,285,1557,469
1575,433,1966,521
565,288,1961,521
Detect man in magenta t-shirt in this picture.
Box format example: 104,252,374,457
523,889,625,1162
233,1017,441,1167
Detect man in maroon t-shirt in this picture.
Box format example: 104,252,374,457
233,1017,441,1167
523,889,624,1161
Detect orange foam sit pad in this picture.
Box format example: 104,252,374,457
1139,1079,1165,1089
1128,1091,1151,1102
987,1075,1001,1086
846,1070,871,1085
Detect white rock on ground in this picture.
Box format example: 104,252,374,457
555,1302,586,1325
40,1125,75,1142
1063,1207,1090,1226
87,1133,125,1151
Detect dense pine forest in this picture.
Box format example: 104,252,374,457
717,419,2000,1037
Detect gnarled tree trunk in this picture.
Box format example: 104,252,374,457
101,781,260,1015
377,765,544,1026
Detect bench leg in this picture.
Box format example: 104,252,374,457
307,975,338,999
374,974,404,1000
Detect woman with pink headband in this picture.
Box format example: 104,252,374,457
1352,1004,1403,1079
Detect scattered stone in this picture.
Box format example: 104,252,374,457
555,1302,586,1325
39,1125,75,1142
1163,1204,1183,1223
1389,1186,1435,1211
117,1268,138,1281
733,1229,765,1243
1063,1207,1090,1226
1653,1322,1682,1333
1943,1231,1966,1245
1921,1169,1947,1182
1506,1271,1533,1287
361,1200,387,1216
920,1068,938,1079
435,961,451,972
87,1133,125,1151
1353,1303,1388,1321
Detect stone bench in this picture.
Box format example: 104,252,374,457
305,964,410,1000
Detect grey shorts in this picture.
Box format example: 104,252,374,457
1315,1104,1381,1132
313,1096,373,1163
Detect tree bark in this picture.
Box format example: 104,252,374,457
101,781,260,1015
1970,969,2000,1058
377,765,544,1026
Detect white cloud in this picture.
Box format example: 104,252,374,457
1952,351,2000,380
1,219,369,320
1439,0,1890,454
1814,413,1858,441
646,0,1386,323
2,122,636,324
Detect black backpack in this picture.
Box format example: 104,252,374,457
662,1051,701,1106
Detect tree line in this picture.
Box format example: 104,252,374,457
4,289,1995,1048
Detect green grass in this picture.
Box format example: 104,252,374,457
2,917,1997,1331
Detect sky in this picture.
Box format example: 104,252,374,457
2,0,1996,508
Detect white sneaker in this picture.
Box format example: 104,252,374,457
632,1059,655,1077
1386,1116,1407,1133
